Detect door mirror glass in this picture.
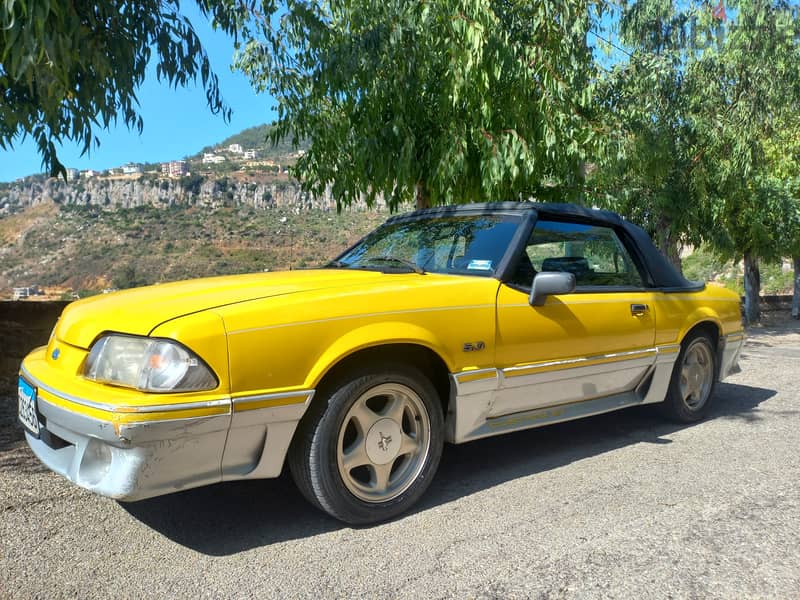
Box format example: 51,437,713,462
529,272,576,306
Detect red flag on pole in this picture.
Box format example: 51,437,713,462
712,0,727,21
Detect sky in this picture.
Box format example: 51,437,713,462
0,5,276,182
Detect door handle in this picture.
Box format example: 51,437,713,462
630,303,649,316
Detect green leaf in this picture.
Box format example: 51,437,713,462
0,0,240,176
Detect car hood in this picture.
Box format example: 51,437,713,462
54,269,404,349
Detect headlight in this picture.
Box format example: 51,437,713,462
84,335,218,392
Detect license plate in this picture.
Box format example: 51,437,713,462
18,377,40,437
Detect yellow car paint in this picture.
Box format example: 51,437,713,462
17,202,746,513
27,268,742,425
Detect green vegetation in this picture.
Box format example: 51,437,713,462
3,0,799,318
690,1,800,323
682,246,795,297
235,0,798,320
590,0,707,268
0,204,385,294
179,174,205,195
238,0,604,210
590,0,800,322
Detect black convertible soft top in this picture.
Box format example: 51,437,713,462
388,201,704,292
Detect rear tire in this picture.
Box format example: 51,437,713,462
288,363,444,525
660,332,717,423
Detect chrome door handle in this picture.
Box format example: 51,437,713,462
630,303,649,316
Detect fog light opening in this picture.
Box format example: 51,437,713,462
79,439,113,486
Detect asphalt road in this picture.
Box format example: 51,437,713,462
1,319,799,599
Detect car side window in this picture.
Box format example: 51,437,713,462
511,220,644,288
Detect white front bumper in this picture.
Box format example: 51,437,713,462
27,395,230,501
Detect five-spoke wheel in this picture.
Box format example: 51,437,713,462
679,338,715,410
288,364,443,524
662,331,717,422
336,383,431,503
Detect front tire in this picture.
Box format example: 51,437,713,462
660,332,717,423
288,364,444,525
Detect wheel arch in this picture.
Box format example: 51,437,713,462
679,319,723,380
676,304,723,348
311,342,453,417
680,319,721,348
288,339,450,524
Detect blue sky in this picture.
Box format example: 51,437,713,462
0,5,275,182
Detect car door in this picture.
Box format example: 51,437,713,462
491,218,658,418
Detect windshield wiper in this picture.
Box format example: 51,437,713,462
363,256,425,274
326,259,349,268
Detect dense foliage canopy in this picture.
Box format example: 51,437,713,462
0,0,252,177
237,0,605,210
591,0,800,321
590,0,710,268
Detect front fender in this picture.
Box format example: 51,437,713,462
305,321,457,389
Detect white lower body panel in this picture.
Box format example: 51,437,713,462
446,345,680,444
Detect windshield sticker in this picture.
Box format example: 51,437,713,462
467,259,493,271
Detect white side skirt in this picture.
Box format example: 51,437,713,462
447,346,680,443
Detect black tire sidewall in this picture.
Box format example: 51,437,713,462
300,363,444,524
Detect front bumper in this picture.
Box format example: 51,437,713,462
24,374,232,501
20,347,314,501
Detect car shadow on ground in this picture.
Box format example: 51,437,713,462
120,381,775,555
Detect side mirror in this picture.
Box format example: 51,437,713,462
529,272,576,306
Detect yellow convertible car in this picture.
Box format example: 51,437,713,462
18,202,744,524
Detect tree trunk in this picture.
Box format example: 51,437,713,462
792,255,800,320
656,216,682,273
743,252,760,325
415,181,431,210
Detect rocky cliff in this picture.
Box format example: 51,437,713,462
0,174,377,214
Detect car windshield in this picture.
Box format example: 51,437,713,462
332,214,522,276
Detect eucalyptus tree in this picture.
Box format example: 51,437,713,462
688,0,800,323
0,1,253,178
237,0,605,210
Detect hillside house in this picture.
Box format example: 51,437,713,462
202,153,225,165
161,160,188,177
13,285,41,300
122,163,143,175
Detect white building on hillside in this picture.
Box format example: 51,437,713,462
13,285,41,300
202,153,225,165
161,160,188,177
122,163,142,174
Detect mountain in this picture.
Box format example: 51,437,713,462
195,124,308,162
0,122,387,299
0,198,386,299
